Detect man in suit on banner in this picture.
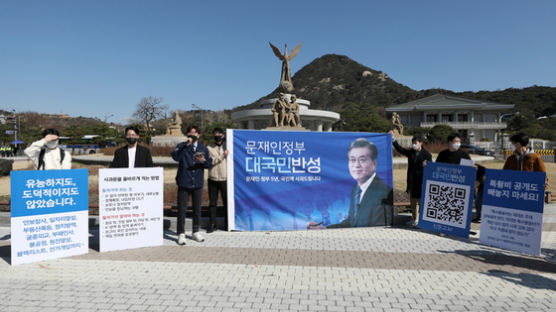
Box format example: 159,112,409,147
110,126,154,168
327,138,393,228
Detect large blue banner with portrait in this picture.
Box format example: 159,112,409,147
227,130,393,231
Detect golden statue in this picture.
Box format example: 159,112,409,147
269,42,302,93
166,111,184,136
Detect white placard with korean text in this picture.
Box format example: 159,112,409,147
99,167,163,252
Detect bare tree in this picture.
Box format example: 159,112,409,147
132,96,168,143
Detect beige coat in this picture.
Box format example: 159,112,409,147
207,143,227,181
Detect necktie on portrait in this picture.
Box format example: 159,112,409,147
351,186,362,227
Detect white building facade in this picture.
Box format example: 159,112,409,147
385,94,515,144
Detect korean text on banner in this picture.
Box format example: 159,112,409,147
228,130,393,231
479,169,545,256
99,167,164,252
11,169,89,265
419,162,476,238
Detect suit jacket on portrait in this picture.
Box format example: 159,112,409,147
110,145,154,168
328,175,393,228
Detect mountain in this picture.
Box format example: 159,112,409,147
235,54,419,112
233,54,556,136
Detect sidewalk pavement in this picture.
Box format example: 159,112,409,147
0,206,554,312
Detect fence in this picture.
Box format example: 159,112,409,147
503,149,556,163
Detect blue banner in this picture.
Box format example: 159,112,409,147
419,162,476,238
231,130,393,231
479,169,545,256
11,169,89,218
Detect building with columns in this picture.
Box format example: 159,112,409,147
385,94,514,143
231,95,340,131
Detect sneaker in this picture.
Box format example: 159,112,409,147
192,232,205,242
177,233,186,245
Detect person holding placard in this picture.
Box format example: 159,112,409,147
24,128,72,170
503,133,548,189
435,133,471,165
110,126,154,168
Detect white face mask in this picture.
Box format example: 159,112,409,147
412,143,420,151
451,143,461,151
46,140,58,149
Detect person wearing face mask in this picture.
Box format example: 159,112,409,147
172,125,213,244
503,133,548,188
436,133,471,164
206,128,229,233
24,128,72,170
110,126,154,168
392,134,432,227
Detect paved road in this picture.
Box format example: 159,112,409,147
0,207,554,312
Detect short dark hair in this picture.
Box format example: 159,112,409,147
447,133,461,142
213,127,224,134
42,128,60,137
510,133,529,146
348,138,378,161
411,136,424,143
186,125,200,134
125,126,140,136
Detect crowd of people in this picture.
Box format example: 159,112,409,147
20,126,548,244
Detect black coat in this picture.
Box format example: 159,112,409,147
393,141,432,198
110,145,154,168
328,176,393,228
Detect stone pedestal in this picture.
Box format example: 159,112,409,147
151,135,186,147
264,126,309,131
393,135,413,148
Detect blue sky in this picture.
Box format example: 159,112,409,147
1,0,555,123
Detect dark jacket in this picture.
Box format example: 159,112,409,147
328,175,393,228
171,141,213,189
436,148,470,165
110,145,154,168
393,141,432,198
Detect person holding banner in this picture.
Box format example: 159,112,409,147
392,134,432,227
435,133,470,165
110,126,154,168
172,125,213,244
206,128,228,233
24,128,72,170
327,138,393,228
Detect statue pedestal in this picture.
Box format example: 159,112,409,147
264,126,309,131
393,135,413,147
151,135,186,147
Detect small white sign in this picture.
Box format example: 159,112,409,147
480,205,543,256
99,167,163,252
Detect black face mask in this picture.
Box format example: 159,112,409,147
214,136,223,143
187,135,198,142
126,137,138,145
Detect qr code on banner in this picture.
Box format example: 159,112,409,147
422,180,470,228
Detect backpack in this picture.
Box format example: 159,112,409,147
38,147,65,170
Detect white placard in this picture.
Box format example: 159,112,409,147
99,167,163,252
479,205,543,256
11,210,89,265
